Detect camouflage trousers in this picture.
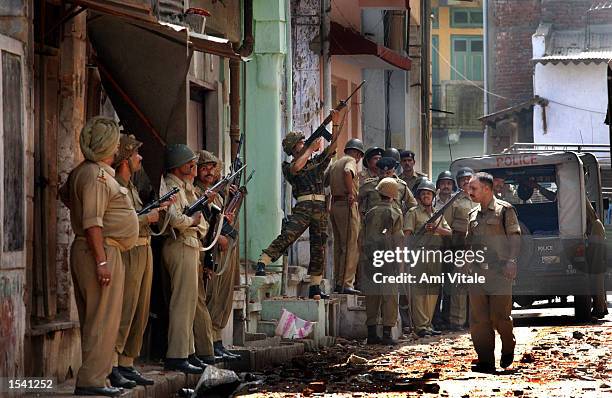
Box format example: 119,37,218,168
262,200,328,276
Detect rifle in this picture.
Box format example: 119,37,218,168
302,80,366,149
183,164,246,217
231,134,244,186
412,190,464,246
137,187,180,216
219,170,255,240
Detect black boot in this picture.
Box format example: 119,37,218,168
341,287,361,295
308,285,330,299
367,325,382,344
109,366,137,389
255,262,266,276
500,352,514,368
164,358,203,374
118,366,155,386
188,354,207,369
213,341,240,360
381,326,398,345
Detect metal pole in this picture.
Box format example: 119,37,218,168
483,0,489,154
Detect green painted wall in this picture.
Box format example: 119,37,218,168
242,0,288,263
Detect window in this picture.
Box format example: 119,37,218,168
432,8,439,28
451,35,484,81
451,8,483,28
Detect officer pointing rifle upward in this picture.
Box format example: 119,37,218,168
255,109,342,299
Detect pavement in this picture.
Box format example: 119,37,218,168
240,299,612,397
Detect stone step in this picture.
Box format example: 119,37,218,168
261,298,327,342
256,320,278,337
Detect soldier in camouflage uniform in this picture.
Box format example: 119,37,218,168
400,150,428,192
255,110,341,299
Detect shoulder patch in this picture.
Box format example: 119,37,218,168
97,167,107,182
497,199,513,208
364,177,379,184
396,178,408,187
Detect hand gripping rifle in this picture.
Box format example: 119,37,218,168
137,187,180,216
412,190,464,247
183,164,247,217
301,80,366,149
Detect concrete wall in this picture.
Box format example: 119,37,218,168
533,62,610,148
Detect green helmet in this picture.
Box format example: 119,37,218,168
344,138,364,154
165,144,197,170
416,179,437,195
436,170,456,189
282,131,305,155
383,147,401,162
113,133,142,168
197,149,217,167
455,166,474,181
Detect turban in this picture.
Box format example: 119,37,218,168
79,116,121,162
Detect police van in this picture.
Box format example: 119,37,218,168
450,144,611,319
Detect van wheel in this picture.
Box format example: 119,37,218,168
573,295,591,321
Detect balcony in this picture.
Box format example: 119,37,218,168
432,80,484,132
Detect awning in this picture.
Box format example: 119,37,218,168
329,21,411,71
479,96,549,126
67,0,157,22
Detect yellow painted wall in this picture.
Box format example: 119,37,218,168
431,1,483,81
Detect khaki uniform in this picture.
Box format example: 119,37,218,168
404,205,449,334
358,168,377,187
115,176,153,367
199,184,240,342
358,176,417,217
328,155,360,289
400,170,427,192
65,161,139,387
435,192,477,327
363,201,403,327
586,200,608,316
467,197,521,365
162,174,210,359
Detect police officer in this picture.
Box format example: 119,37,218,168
435,170,477,331
61,117,139,397
112,134,166,387
255,110,341,299
327,138,364,294
363,177,404,345
466,172,521,372
358,146,384,186
400,150,428,192
195,150,241,360
404,180,451,337
161,144,210,373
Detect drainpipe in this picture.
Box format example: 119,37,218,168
321,0,332,115
283,0,293,296
483,0,489,154
230,0,254,159
420,0,431,175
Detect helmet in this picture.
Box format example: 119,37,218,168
197,149,218,167
344,138,364,154
376,156,399,172
411,176,429,196
416,179,437,195
383,147,400,162
282,131,305,155
455,166,474,181
376,177,399,199
363,146,384,166
165,144,198,170
113,133,142,168
436,170,456,189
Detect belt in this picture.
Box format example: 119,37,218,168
134,237,151,247
296,194,326,203
332,195,348,202
75,236,130,251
